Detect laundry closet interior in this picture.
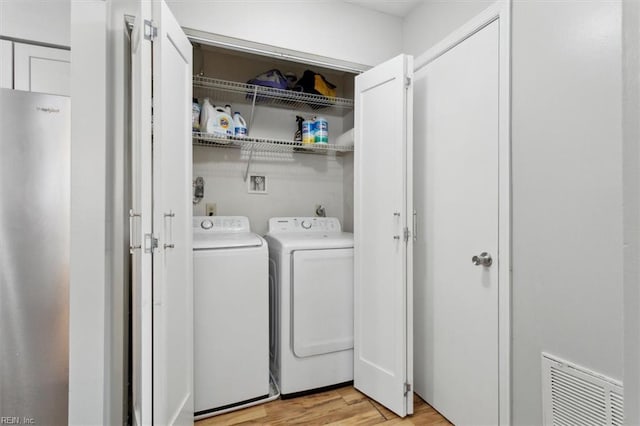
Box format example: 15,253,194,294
190,43,358,235
186,36,366,420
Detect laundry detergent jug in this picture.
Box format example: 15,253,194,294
200,98,215,134
233,112,248,138
211,106,234,138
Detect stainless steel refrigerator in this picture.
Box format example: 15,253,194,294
0,89,69,425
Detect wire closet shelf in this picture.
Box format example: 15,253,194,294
192,133,354,155
192,75,354,114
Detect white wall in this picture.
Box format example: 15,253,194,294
69,1,108,425
511,2,623,424
623,0,640,424
166,0,403,67
193,148,346,235
404,1,624,425
402,0,492,56
0,0,70,46
70,0,133,424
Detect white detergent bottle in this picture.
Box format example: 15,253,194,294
213,106,234,137
233,112,248,138
200,98,215,134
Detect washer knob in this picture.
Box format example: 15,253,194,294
201,219,213,230
301,220,312,229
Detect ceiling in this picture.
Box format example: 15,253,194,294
345,0,423,17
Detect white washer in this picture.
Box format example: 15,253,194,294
193,216,269,416
265,217,354,397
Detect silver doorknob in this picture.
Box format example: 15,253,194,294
472,252,492,267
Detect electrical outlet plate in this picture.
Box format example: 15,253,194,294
205,203,217,216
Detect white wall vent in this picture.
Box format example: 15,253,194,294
542,353,623,426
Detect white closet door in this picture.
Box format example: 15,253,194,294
0,40,12,89
130,2,153,424
353,53,414,418
130,0,193,425
14,43,70,96
151,1,194,425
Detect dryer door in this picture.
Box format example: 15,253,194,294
291,248,354,357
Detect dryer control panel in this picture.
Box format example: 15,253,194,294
193,216,251,233
267,217,342,233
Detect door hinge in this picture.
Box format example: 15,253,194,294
144,20,157,41
405,77,412,87
403,227,410,243
404,382,412,395
144,233,158,253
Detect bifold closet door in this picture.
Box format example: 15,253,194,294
131,0,193,424
130,2,153,423
353,53,414,418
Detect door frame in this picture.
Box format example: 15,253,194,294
413,1,512,424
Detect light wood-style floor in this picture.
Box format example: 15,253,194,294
196,385,452,425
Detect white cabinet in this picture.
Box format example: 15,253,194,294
0,40,12,89
14,43,70,96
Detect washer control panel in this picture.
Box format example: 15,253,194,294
193,216,251,233
268,217,342,233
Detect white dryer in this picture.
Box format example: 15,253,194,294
193,216,269,416
265,217,354,397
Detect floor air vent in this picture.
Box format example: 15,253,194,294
542,353,623,426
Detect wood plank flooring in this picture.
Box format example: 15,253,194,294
196,386,452,425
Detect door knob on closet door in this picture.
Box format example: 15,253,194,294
472,252,492,267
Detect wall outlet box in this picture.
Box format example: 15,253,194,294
248,175,268,194
205,203,217,216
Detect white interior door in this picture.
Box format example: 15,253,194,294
353,54,413,418
151,1,194,424
13,43,70,96
413,20,500,425
131,1,193,425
